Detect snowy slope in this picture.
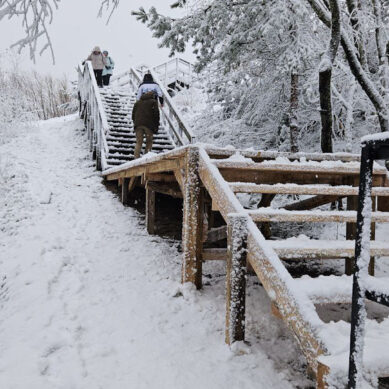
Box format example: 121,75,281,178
0,115,311,388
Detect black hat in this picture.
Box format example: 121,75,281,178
143,73,154,82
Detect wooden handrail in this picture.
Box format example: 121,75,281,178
77,61,110,170
112,67,194,146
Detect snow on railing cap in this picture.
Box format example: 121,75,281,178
361,132,389,143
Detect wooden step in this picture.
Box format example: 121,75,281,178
203,240,389,262
295,274,389,304
213,160,387,176
248,208,389,223
230,183,389,197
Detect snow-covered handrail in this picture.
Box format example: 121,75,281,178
153,58,194,88
77,61,110,170
149,68,195,145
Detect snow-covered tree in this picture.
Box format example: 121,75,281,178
134,0,389,152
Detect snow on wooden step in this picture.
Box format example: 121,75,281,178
294,274,353,304
213,159,387,175
271,238,389,259
230,183,389,197
203,239,389,261
295,273,389,304
317,314,389,383
248,208,389,223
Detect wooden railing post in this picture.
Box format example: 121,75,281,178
182,147,203,289
122,178,130,206
146,187,156,235
225,214,248,345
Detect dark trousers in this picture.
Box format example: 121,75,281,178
103,74,111,86
93,69,103,87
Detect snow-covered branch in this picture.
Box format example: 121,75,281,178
98,0,120,23
0,0,60,63
0,0,121,63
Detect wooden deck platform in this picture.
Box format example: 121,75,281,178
103,145,389,387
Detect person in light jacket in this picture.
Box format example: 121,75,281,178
83,46,106,87
102,50,115,86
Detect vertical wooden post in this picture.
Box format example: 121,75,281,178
347,195,375,276
346,195,358,275
369,196,376,276
225,214,248,345
146,187,156,235
122,177,130,205
182,148,203,289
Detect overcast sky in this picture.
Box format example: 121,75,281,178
0,0,194,80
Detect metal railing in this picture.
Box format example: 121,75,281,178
77,61,110,171
348,133,389,388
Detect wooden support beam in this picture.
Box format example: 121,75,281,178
230,182,389,196
146,188,156,235
121,177,130,205
346,195,376,275
219,169,385,188
248,209,389,223
145,173,177,183
182,148,203,289
174,168,185,193
206,225,227,243
283,195,342,211
225,214,248,345
146,181,182,198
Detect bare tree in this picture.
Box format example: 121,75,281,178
0,0,60,63
0,0,119,63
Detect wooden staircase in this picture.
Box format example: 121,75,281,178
77,62,194,171
102,145,389,388
100,87,175,167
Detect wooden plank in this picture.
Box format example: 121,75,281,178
198,148,327,372
378,176,389,211
283,195,342,211
219,169,385,187
230,183,389,196
203,241,389,261
317,362,330,389
204,145,361,163
174,168,185,193
248,209,389,223
146,159,181,175
182,148,203,289
146,181,182,198
206,225,227,243
103,147,187,181
121,177,130,205
213,160,387,175
225,214,248,345
346,195,358,275
203,248,226,261
145,173,177,183
146,188,156,235
246,234,327,372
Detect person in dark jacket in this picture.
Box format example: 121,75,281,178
137,73,164,107
132,91,160,159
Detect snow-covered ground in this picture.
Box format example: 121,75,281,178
0,115,313,388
